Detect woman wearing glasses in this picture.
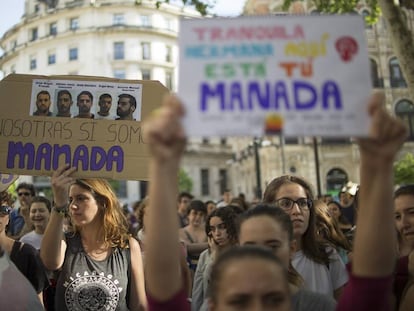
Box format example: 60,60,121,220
263,176,348,299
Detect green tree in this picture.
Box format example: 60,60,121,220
178,168,193,193
282,0,414,100
141,0,215,16
394,153,414,185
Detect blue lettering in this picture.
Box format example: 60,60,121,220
106,146,124,172
294,81,317,110
248,82,270,110
91,147,107,170
52,145,71,170
229,82,243,111
7,142,35,169
322,81,342,110
73,145,89,170
35,143,52,170
200,82,225,112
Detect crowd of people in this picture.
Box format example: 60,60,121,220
0,91,413,310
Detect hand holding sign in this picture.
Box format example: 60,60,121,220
51,164,77,207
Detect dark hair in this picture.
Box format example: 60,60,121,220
77,90,93,102
208,245,289,303
99,93,112,101
238,204,303,287
206,206,238,245
263,175,330,266
57,89,72,100
178,191,194,202
186,199,207,216
327,201,350,225
394,184,414,199
30,196,52,212
37,90,50,99
118,94,136,108
0,191,14,206
16,182,36,196
205,200,216,206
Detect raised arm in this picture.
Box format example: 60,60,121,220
143,95,187,302
40,164,76,270
354,92,407,277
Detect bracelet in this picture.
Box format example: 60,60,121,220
52,202,68,217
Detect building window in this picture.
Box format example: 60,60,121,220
165,18,174,31
395,99,414,141
142,42,151,60
30,57,37,70
48,53,56,65
370,59,382,88
69,47,78,61
219,169,227,195
140,15,151,27
389,57,407,88
113,13,125,25
49,22,57,36
202,138,209,144
141,69,151,80
220,138,227,145
34,4,40,13
30,28,38,41
114,42,124,60
165,45,172,62
114,69,126,79
165,71,173,90
326,168,348,194
201,169,210,196
70,17,79,30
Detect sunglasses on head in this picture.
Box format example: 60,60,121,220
18,192,31,197
0,206,11,215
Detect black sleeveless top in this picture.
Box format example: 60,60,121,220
55,233,131,311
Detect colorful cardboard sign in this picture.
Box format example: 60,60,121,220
0,74,168,180
178,14,372,137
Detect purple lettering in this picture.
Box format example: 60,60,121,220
6,141,35,169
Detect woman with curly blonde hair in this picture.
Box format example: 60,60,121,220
40,166,147,311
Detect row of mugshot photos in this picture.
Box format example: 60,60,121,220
31,89,140,121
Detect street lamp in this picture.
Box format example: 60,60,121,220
253,137,262,199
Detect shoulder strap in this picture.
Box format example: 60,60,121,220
184,229,195,243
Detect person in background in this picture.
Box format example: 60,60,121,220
33,90,52,116
216,189,232,208
8,182,36,238
393,184,414,309
41,172,147,310
179,200,208,274
205,200,216,216
191,206,239,311
328,201,355,245
74,90,94,118
263,175,348,299
0,190,49,306
20,196,51,250
338,182,359,226
314,200,352,264
238,204,336,310
96,93,113,120
55,90,73,118
177,191,194,228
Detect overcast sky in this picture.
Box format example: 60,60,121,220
0,0,246,38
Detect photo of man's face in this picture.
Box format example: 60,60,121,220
99,96,112,114
78,94,92,113
36,93,51,114
57,93,72,114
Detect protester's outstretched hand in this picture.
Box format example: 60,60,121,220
143,94,186,163
357,92,408,162
51,164,76,206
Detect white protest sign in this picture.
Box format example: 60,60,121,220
178,15,372,137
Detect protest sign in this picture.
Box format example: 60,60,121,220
178,14,372,137
0,74,168,180
0,173,18,192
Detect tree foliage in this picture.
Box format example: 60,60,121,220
179,168,193,193
150,0,216,16
394,153,414,185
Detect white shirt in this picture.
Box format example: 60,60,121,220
292,249,348,297
20,231,43,250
